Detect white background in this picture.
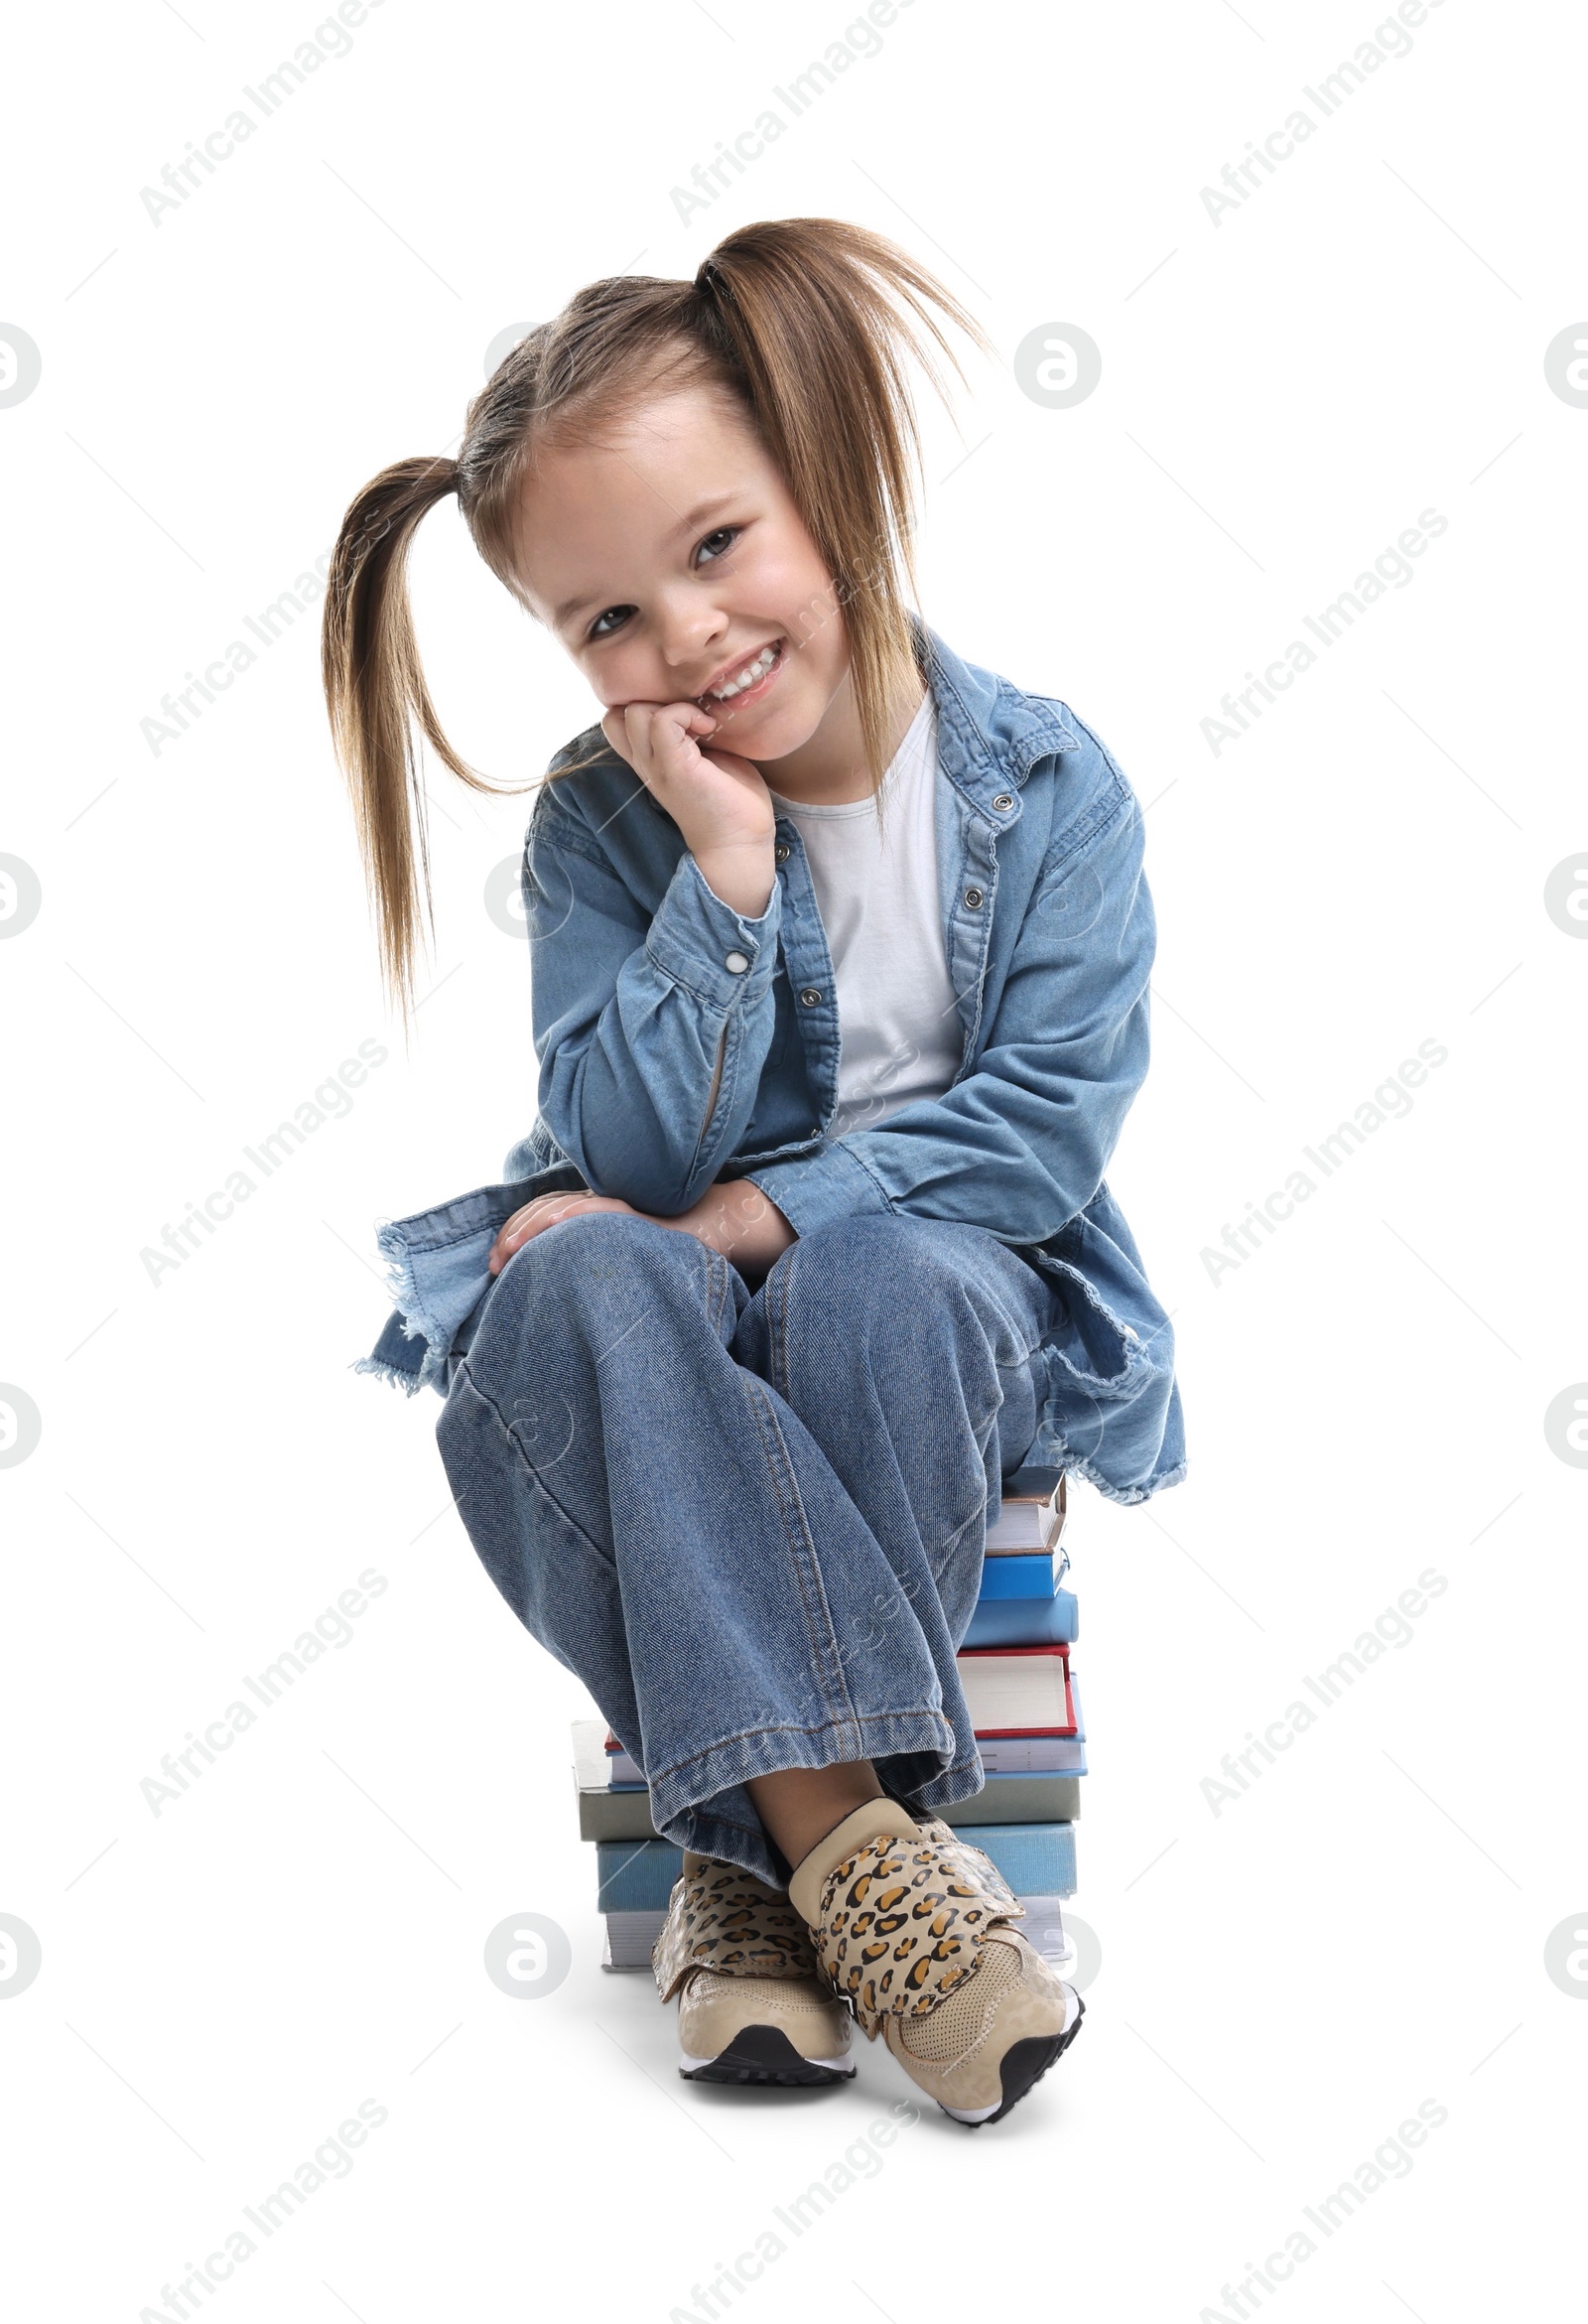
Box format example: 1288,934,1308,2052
3,0,1584,2317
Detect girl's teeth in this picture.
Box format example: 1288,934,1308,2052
711,644,777,700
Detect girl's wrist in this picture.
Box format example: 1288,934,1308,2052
691,838,775,919
683,1181,795,1267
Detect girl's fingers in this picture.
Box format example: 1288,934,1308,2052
488,1192,639,1273
601,701,718,789
489,1196,571,1272
644,710,726,800
655,703,720,757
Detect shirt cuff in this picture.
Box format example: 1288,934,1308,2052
643,853,782,1012
743,1141,895,1238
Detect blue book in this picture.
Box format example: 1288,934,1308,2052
596,1820,1076,1911
977,1554,1059,1600
962,1590,1078,1648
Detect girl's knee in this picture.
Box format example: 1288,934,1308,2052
772,1217,972,1371
478,1210,721,1369
501,1208,697,1290
782,1212,962,1309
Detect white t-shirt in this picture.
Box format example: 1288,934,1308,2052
769,695,963,1138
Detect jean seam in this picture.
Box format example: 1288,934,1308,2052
705,1243,731,1336
764,1239,791,1403
450,1359,613,1567
737,1370,862,1755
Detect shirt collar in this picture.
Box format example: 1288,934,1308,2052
914,619,1082,814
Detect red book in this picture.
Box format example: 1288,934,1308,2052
956,1644,1077,1737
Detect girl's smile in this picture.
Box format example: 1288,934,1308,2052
697,635,784,707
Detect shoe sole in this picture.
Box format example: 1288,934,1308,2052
680,2024,856,2087
940,1987,1086,2126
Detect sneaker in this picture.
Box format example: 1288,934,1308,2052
653,1853,855,2087
788,1802,1083,2125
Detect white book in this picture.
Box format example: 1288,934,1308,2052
958,1645,1075,1735
978,1692,1086,1773
1018,1897,1072,1969
571,1717,646,1790
985,1473,1067,1554
602,1908,668,1971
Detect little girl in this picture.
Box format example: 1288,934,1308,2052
323,217,1183,2125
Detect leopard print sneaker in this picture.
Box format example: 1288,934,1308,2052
788,1802,1083,2124
653,1853,855,2087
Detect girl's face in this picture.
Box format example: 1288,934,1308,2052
510,380,852,761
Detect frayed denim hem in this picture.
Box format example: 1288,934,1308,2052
350,1351,435,1398
1034,1431,1188,1506
1074,1449,1188,1506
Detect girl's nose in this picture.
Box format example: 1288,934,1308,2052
656,592,728,676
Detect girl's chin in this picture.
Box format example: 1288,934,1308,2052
709,696,822,764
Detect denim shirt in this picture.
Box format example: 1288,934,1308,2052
359,622,1185,1504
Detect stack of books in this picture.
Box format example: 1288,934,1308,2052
571,1469,1082,1977
956,1467,1081,1968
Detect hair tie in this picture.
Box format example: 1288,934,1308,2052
696,257,728,301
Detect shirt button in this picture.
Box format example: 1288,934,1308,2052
992,792,1014,812
964,886,985,909
799,987,822,1007
725,950,749,974
774,841,790,864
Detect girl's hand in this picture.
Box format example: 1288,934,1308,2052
600,700,775,918
685,1179,797,1273
487,1182,796,1278
488,1190,640,1275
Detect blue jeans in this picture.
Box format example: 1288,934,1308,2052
435,1210,1065,1886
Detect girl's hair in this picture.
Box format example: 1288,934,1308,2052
321,216,986,1010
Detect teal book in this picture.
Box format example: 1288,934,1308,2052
596,1841,684,1911
972,1821,1077,1896
595,1820,1076,1911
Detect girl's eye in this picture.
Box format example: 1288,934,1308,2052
584,527,738,639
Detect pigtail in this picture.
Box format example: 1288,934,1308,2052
321,456,472,1015
693,220,990,788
